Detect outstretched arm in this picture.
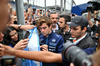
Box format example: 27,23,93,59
9,24,35,31
0,44,62,63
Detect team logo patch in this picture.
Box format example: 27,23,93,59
52,39,56,42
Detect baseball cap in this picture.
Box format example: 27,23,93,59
67,16,88,27
94,16,100,21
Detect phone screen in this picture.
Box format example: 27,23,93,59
23,31,30,39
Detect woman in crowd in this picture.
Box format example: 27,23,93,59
3,26,19,47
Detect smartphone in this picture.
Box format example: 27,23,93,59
23,31,30,39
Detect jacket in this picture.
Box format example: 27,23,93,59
76,34,96,54
55,29,72,43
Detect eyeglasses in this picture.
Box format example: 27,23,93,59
10,32,18,37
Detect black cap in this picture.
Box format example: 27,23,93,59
94,17,100,21
67,16,88,27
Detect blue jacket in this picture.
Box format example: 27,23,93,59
40,31,64,66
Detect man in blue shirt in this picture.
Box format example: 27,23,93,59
37,17,64,66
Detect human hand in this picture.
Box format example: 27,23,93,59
0,44,15,56
70,63,74,66
14,39,29,50
40,44,48,51
94,11,98,14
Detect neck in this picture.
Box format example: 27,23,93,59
46,30,52,37
63,25,69,32
76,33,86,40
52,24,56,29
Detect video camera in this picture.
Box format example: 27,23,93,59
0,56,15,66
86,1,100,12
62,41,93,66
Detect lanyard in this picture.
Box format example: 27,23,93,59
46,36,49,45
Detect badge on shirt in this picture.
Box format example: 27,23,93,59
52,39,56,42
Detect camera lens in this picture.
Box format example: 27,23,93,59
62,41,90,66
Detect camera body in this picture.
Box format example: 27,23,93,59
86,1,100,13
1,56,15,66
62,41,92,66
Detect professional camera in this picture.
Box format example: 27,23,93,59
86,1,100,12
62,41,92,66
0,55,15,66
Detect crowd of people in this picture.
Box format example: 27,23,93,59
0,0,100,66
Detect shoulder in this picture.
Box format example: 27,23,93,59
53,33,63,39
39,35,44,38
55,29,61,34
82,35,95,47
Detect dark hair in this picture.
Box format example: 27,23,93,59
37,16,52,28
80,26,85,30
59,14,71,23
48,11,57,17
3,26,18,46
28,5,31,8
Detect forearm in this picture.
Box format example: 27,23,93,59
87,12,94,27
88,20,94,27
14,50,62,63
93,13,96,19
9,24,35,31
9,24,21,30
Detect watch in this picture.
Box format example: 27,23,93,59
18,24,22,29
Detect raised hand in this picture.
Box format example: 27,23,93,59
14,39,29,50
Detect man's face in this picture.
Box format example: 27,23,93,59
59,17,66,29
0,32,4,42
70,26,84,40
40,23,52,37
50,14,58,24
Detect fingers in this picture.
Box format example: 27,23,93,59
0,45,14,55
18,39,29,45
0,48,5,56
70,63,74,66
0,44,9,49
0,44,3,47
42,47,48,51
20,39,29,42
40,46,42,48
20,41,29,45
20,45,27,49
40,45,48,51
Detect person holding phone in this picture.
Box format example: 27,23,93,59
3,26,29,49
